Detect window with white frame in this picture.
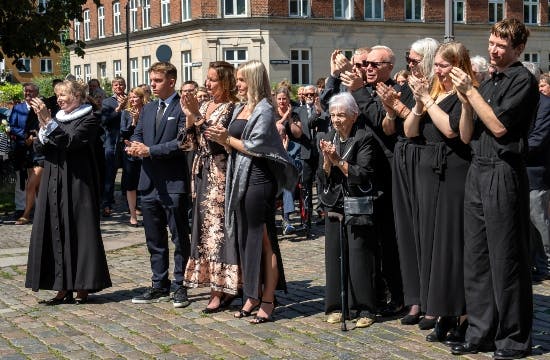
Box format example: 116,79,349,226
290,49,311,85
97,62,106,79
224,48,247,68
524,0,538,24
181,51,192,82
129,0,138,31
130,58,139,89
364,0,383,20
17,59,31,73
224,0,246,16
334,0,353,19
182,0,191,20
454,0,464,22
74,19,81,41
98,6,105,38
162,0,171,25
142,56,151,85
74,65,82,80
40,59,52,73
84,64,92,82
142,0,151,29
524,52,540,64
114,60,122,78
83,10,90,40
113,2,121,35
290,0,309,17
488,0,504,23
405,0,422,21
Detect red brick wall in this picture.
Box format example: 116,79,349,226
467,0,488,24
385,0,404,21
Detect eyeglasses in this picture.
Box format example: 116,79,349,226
355,60,391,69
433,62,452,69
304,93,316,97
406,56,421,66
180,89,196,94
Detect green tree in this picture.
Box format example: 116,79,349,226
0,0,100,64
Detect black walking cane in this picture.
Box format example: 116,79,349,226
327,211,348,331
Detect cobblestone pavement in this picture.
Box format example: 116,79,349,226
0,204,549,359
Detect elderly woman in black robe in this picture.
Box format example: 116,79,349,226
25,80,111,305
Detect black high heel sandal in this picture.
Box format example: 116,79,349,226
250,299,276,324
234,299,260,318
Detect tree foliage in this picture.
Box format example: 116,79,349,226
0,0,100,64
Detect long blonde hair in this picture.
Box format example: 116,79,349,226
237,60,272,111
430,41,479,99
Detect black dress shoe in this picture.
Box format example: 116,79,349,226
426,316,455,342
38,293,74,306
418,316,436,330
493,349,529,359
451,342,495,355
379,301,405,317
400,313,420,325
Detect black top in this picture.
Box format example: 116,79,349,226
471,62,539,162
419,93,471,160
228,118,274,184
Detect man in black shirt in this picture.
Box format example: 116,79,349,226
450,18,538,359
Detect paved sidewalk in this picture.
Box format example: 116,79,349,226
0,208,549,359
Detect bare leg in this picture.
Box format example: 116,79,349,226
19,166,42,221
206,291,223,309
127,190,138,224
254,225,278,320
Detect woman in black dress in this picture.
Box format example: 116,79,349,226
377,38,439,327
120,86,149,226
206,60,298,324
318,92,382,328
25,80,111,304
404,41,477,342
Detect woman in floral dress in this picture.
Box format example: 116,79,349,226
178,61,239,312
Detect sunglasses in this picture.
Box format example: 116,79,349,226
354,60,391,69
304,93,316,97
406,56,421,66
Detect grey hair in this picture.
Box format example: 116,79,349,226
328,92,359,117
522,61,542,81
410,37,440,81
371,45,395,65
303,84,317,94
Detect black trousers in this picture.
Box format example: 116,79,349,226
141,189,190,290
301,156,317,226
392,141,421,307
324,215,378,314
463,158,532,351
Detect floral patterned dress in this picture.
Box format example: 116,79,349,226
179,100,240,294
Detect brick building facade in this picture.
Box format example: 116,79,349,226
70,0,550,89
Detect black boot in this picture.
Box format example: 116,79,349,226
426,316,454,342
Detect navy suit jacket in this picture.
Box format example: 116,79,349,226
9,102,38,145
131,94,189,194
101,96,123,149
527,93,550,190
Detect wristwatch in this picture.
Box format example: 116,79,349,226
338,159,345,167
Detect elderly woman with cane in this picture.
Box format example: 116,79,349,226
318,92,382,329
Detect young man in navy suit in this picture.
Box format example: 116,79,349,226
126,62,191,308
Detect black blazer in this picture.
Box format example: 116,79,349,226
131,94,189,194
317,125,380,209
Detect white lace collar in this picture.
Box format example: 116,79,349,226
55,104,93,123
